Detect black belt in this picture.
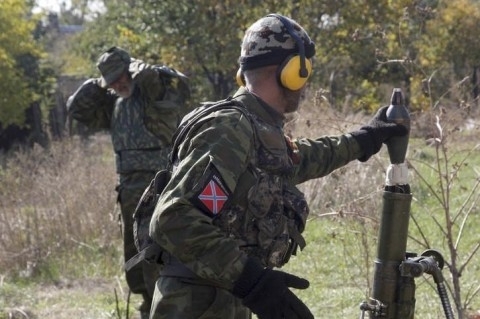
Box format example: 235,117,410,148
160,254,229,289
160,253,199,279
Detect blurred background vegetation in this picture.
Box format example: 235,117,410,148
1,0,480,318
2,0,480,148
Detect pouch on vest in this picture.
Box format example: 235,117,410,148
125,169,170,271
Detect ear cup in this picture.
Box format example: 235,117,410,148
277,56,312,91
236,68,245,86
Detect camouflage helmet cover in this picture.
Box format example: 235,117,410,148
96,46,131,88
238,14,316,71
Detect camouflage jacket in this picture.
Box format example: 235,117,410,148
67,59,188,174
150,86,364,289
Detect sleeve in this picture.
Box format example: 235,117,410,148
66,78,116,130
132,61,165,101
150,108,253,289
292,133,364,184
134,64,184,146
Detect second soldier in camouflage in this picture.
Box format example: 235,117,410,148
67,47,189,318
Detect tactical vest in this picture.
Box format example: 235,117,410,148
127,98,309,272
206,100,310,268
111,91,170,174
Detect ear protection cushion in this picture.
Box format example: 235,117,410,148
236,68,245,86
278,56,312,91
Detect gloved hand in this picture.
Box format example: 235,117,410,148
350,106,408,162
232,257,313,319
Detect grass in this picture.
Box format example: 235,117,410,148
1,97,479,318
1,277,127,319
0,134,141,319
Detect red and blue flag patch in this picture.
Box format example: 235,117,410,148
192,164,231,217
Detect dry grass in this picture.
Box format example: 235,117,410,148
0,133,118,278
290,89,389,221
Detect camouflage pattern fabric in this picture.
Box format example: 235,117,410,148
68,59,187,174
149,86,364,317
239,15,315,71
118,171,160,303
67,78,116,129
97,47,130,87
151,276,250,319
67,58,188,311
112,59,185,173
132,169,171,258
131,101,248,270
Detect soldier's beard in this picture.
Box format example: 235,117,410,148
114,82,134,98
283,88,303,113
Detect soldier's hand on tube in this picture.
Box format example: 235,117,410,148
232,257,314,319
350,106,408,162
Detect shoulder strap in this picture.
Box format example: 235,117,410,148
168,97,251,166
125,98,252,271
124,242,162,271
154,65,188,80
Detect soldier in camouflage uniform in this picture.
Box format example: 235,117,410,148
149,14,407,319
67,47,189,318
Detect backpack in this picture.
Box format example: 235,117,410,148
154,65,191,114
124,98,251,271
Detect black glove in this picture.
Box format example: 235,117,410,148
350,105,408,162
232,257,313,319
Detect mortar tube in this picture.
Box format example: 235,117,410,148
369,87,413,318
370,189,413,318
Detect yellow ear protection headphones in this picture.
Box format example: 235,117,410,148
270,14,312,91
236,68,245,87
236,14,313,91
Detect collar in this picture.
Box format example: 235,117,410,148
232,87,285,128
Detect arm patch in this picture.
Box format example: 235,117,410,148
190,163,231,217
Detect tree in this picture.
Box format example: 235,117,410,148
0,0,43,126
71,1,282,100
68,0,480,111
415,0,480,106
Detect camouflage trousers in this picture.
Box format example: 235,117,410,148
118,171,161,311
150,276,251,319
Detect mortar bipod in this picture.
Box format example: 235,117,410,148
400,249,455,319
359,249,455,319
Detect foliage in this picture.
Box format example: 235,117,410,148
68,0,480,112
409,0,480,109
419,0,480,74
4,0,480,129
71,1,287,100
408,134,480,319
407,93,480,317
0,0,43,126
